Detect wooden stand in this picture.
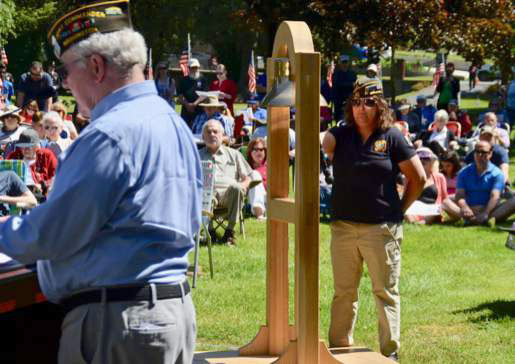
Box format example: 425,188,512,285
197,21,394,364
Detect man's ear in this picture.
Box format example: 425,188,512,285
89,54,107,84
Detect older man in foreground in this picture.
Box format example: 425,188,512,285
0,1,202,363
199,119,252,245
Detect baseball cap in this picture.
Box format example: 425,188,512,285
188,58,200,68
16,128,40,148
48,0,131,58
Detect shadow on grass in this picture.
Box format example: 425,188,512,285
454,300,515,323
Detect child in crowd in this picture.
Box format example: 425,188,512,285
440,151,462,198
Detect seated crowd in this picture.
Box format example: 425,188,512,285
2,56,514,237
0,60,92,214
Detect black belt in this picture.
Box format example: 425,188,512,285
61,281,190,313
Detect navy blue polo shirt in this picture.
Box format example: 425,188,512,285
329,124,415,223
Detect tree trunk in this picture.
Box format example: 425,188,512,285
390,46,396,105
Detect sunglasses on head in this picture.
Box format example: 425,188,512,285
351,98,376,107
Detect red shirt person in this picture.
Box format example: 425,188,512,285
8,128,57,195
209,64,238,115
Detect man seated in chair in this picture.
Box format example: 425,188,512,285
199,119,253,245
0,170,37,215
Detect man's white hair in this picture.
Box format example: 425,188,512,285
434,109,449,123
70,28,147,76
484,112,497,121
42,111,63,128
201,119,224,138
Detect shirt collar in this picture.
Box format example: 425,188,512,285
91,81,157,121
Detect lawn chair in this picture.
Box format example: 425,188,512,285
0,160,30,215
192,160,215,288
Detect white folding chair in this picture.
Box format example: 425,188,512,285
192,160,215,288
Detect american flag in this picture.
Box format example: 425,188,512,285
326,60,335,88
0,47,7,65
146,48,153,80
248,50,256,95
432,62,445,87
179,51,189,77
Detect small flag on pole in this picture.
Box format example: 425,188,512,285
146,48,153,80
432,62,444,87
179,51,189,77
0,47,8,65
248,50,256,96
327,60,335,88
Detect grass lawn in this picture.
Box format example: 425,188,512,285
189,211,514,363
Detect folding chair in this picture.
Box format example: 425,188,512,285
192,160,215,288
0,160,30,215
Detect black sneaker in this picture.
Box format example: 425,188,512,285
221,229,236,246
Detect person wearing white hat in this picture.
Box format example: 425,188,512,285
177,57,208,127
366,63,379,80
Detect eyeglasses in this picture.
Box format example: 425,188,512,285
351,98,376,108
474,150,491,156
44,125,59,131
253,147,265,152
56,57,84,80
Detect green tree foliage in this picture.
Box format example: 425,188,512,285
0,0,16,45
3,1,57,79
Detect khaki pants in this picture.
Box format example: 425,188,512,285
214,183,245,230
329,220,402,356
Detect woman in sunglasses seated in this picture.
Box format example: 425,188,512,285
322,79,426,361
405,147,461,224
0,105,28,157
246,138,267,220
42,111,72,158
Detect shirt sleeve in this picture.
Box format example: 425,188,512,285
492,171,505,192
235,149,253,179
498,146,509,164
389,127,416,164
0,130,131,264
7,171,28,196
456,168,468,190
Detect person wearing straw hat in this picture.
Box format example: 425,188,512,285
191,94,229,136
0,1,202,363
0,105,28,155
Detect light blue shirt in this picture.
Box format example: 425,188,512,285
0,81,202,302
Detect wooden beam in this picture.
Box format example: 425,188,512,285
294,52,321,364
268,198,295,224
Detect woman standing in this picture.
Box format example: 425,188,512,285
155,62,176,109
322,79,425,361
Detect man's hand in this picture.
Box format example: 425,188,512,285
460,205,475,219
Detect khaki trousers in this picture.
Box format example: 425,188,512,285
329,220,402,356
214,183,245,230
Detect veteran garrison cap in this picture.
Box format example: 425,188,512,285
48,0,132,58
352,79,383,98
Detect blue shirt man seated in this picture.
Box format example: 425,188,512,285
456,140,515,225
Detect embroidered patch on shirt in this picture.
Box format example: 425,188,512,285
373,139,387,153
